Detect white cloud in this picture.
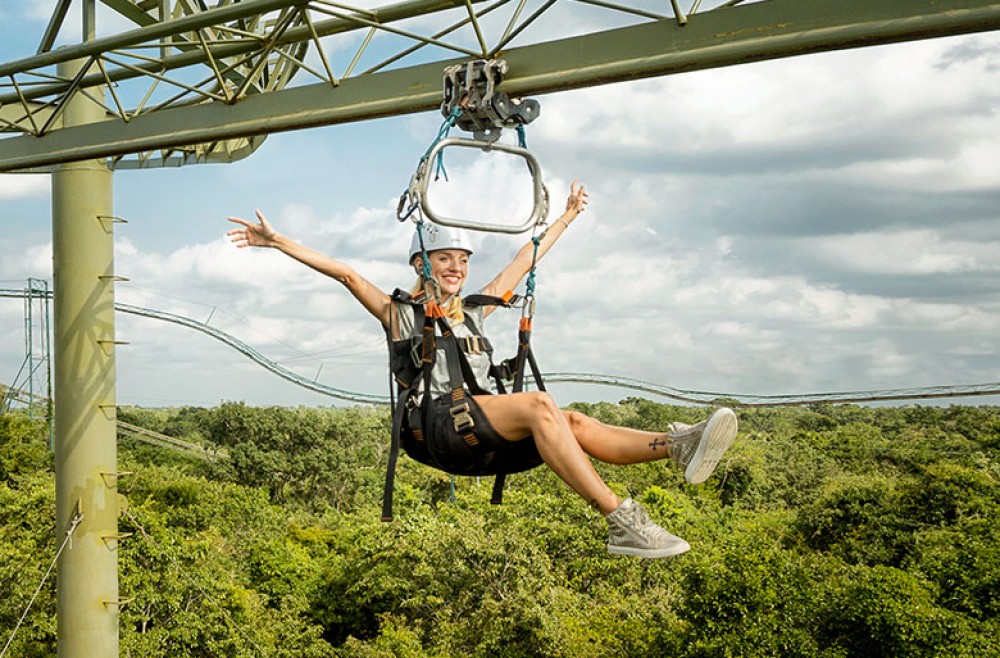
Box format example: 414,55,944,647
537,34,1000,187
3,20,1000,406
0,242,51,279
0,174,49,200
795,229,996,276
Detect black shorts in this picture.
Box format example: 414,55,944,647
402,393,543,477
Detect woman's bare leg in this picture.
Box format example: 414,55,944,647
474,392,622,515
563,411,671,465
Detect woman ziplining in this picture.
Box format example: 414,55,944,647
228,58,737,558
226,178,738,559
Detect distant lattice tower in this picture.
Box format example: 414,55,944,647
2,278,53,433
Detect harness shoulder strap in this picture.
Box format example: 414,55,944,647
383,290,433,522
385,291,429,390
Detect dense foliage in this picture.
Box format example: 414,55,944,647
2,401,999,656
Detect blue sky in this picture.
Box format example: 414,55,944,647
2,2,999,408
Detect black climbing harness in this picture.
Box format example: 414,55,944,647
380,287,546,521
382,59,551,521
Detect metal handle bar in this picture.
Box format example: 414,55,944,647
409,137,550,234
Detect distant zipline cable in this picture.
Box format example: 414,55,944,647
2,288,998,406
0,511,83,658
542,373,1000,406
113,301,387,405
1,382,225,459
117,420,224,460
2,287,386,404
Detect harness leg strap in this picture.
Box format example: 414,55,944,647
381,392,411,521
527,347,546,392
491,471,507,505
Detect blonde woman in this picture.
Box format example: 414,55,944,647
228,181,737,558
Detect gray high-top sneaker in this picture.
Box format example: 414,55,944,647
668,407,738,485
606,498,690,558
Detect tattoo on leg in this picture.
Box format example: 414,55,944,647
648,436,667,451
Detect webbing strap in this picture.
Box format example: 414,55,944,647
382,390,412,521
527,347,547,393
462,293,543,505
512,322,532,392
491,473,507,504
436,314,517,503
437,316,491,396
463,292,520,308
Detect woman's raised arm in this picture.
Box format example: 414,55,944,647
481,180,588,302
228,210,392,326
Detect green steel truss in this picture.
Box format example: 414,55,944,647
1,0,999,172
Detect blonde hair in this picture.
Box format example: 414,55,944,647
410,276,464,323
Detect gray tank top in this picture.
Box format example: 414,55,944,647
392,300,493,399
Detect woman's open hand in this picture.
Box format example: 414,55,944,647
227,210,279,248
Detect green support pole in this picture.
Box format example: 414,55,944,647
52,55,119,658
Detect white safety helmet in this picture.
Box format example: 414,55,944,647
408,223,474,264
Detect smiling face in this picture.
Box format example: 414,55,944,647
415,248,470,297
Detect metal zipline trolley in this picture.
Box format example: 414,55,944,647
384,59,552,521
403,59,550,234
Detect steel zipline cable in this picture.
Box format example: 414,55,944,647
2,288,999,407
113,301,389,405
0,512,83,658
541,373,1000,407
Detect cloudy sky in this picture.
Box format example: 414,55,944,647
1,2,999,408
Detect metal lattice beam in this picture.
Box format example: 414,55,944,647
1,0,998,172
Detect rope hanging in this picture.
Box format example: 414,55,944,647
0,511,83,658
